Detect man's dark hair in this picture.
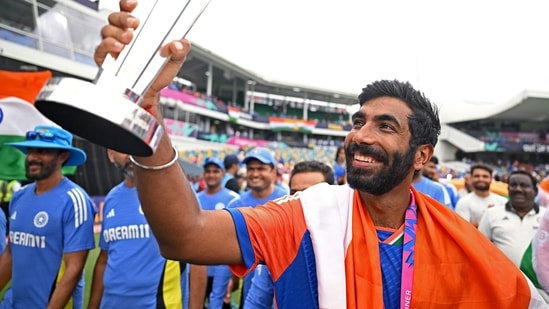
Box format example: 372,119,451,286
508,170,538,193
223,154,239,170
334,146,344,162
470,164,493,176
290,160,334,186
430,156,439,164
358,80,441,149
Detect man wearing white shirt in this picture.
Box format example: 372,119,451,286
455,164,507,227
479,170,545,267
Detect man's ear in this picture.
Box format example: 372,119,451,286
414,145,434,171
59,150,71,166
106,149,115,163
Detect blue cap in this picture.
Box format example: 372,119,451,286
6,125,86,166
203,157,225,171
243,147,276,166
223,154,240,169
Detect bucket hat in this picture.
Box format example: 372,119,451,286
6,125,86,166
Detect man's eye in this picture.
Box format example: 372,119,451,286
380,122,398,131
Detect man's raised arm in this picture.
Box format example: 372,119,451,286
94,0,242,265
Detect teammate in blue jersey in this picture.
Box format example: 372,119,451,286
412,174,452,208
227,147,288,308
0,126,95,309
197,157,239,309
422,156,459,209
89,149,206,309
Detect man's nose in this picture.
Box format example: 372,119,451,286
352,124,376,145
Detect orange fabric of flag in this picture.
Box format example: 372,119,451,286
412,191,531,307
0,70,52,102
540,178,549,194
345,189,532,308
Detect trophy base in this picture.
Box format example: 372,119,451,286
35,77,163,156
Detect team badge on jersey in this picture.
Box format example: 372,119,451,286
34,211,49,228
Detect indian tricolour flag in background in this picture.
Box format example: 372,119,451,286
227,106,241,123
268,117,318,134
0,70,75,180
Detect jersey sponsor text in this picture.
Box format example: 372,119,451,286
10,231,46,248
103,224,151,242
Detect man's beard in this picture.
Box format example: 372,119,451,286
472,182,490,192
346,143,416,195
114,161,135,179
26,160,58,181
247,179,271,194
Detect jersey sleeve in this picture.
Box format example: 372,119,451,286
226,197,308,280
98,199,110,251
227,196,243,209
63,187,96,253
439,184,452,208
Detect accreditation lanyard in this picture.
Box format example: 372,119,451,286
400,193,417,309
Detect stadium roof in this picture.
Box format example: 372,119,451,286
178,43,359,106
182,44,549,123
436,90,549,124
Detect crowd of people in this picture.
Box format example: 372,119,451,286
0,0,548,308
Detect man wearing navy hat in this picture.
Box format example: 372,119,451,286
0,125,95,309
198,157,239,309
227,147,287,308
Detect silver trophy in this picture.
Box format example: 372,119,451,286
35,0,211,156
